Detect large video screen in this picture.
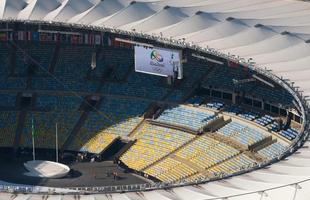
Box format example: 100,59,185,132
135,46,182,78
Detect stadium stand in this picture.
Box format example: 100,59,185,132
255,114,274,126
144,157,198,183
217,121,266,146
186,95,205,106
250,85,294,106
206,101,225,110
238,111,260,121
205,153,256,176
202,66,252,92
165,61,213,102
145,135,240,182
81,133,119,154
278,128,299,141
0,25,303,198
156,105,217,131
257,142,287,160
20,95,82,149
0,94,16,107
0,111,18,147
17,43,55,74
0,0,309,198
189,141,240,170
101,72,170,100
68,97,149,153
120,123,195,171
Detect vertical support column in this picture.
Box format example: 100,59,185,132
232,92,237,104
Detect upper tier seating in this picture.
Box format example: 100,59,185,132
0,111,18,147
101,72,170,101
251,85,294,106
20,95,82,149
156,106,217,131
0,43,27,89
16,43,55,74
186,96,205,106
164,59,213,102
202,66,252,92
33,45,99,92
69,98,149,153
120,123,195,171
202,65,294,105
166,90,185,102
0,94,16,107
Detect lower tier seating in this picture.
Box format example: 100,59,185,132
278,128,299,141
257,142,287,160
143,135,240,183
206,102,225,110
144,157,197,183
68,98,149,152
156,106,217,131
186,153,256,182
189,142,239,169
0,111,18,147
20,111,80,149
20,95,82,149
217,121,266,146
206,153,256,176
255,115,274,126
175,135,218,160
120,123,195,171
81,133,119,154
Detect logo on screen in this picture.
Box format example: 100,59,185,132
150,50,163,62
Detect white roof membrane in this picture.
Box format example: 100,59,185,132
99,1,161,28
1,0,310,199
185,20,248,43
132,6,194,32
161,12,221,37
67,0,129,24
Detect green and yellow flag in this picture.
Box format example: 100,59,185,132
32,117,36,138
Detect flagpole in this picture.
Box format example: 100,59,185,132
32,117,35,161
56,123,58,163
32,135,35,161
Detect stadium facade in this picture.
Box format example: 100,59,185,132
0,0,310,199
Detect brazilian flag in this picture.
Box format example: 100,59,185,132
32,117,36,138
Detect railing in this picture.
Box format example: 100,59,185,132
0,19,309,195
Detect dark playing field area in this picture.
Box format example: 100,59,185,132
0,152,147,188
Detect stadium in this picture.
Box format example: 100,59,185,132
0,0,310,199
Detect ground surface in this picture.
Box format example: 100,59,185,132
0,152,147,187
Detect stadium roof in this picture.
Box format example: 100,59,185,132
0,0,310,199
1,0,309,98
